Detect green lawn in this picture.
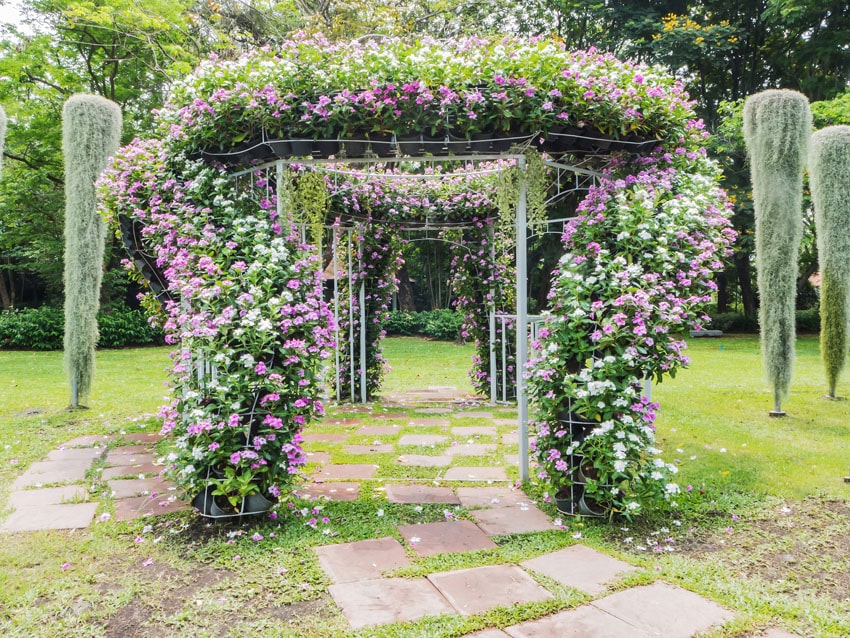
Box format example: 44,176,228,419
0,335,848,637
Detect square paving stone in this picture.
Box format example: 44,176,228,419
357,425,401,436
443,467,509,481
407,418,450,427
446,443,497,457
296,482,360,501
398,434,448,446
46,447,105,462
311,464,377,480
471,504,555,535
101,463,163,481
521,544,637,596
11,459,92,489
592,581,733,637
329,577,455,629
7,485,89,509
451,426,498,436
457,487,533,509
429,564,553,615
315,537,410,583
397,520,496,557
107,477,172,499
1,502,99,532
301,432,350,443
385,484,460,505
504,604,651,638
397,454,452,467
344,444,395,455
113,493,188,521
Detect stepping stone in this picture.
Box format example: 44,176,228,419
113,493,188,521
396,455,452,467
372,413,408,420
356,425,400,436
329,577,454,629
302,432,350,443
64,435,110,448
761,630,804,638
104,447,154,465
397,520,496,557
471,503,555,535
107,477,171,499
315,537,410,583
7,485,89,509
296,482,360,501
11,459,92,489
451,411,494,419
429,564,553,615
495,419,518,426
406,418,450,427
385,484,460,505
101,463,162,481
120,432,162,444
416,407,452,414
443,466,509,481
457,487,533,509
322,418,361,426
465,631,512,638
451,426,498,436
311,464,377,480
344,444,395,455
398,434,448,446
505,604,649,637
504,454,519,467
46,447,104,462
521,545,637,595
591,582,733,637
446,443,497,456
1,502,99,533
304,451,332,464
501,433,518,445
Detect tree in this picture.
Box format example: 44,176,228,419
743,89,811,416
809,126,850,399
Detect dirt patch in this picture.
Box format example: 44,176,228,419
679,496,850,601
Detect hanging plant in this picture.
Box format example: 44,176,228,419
293,170,329,251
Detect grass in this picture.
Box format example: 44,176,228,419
0,335,849,637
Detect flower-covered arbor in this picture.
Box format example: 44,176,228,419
99,33,733,519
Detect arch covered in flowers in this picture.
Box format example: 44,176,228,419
98,33,733,519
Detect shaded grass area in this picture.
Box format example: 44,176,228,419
0,336,849,636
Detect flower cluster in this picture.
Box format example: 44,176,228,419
98,139,335,508
528,138,735,518
156,34,696,153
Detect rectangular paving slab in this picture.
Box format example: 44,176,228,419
344,444,395,455
11,459,93,489
451,426,498,436
398,434,448,446
101,462,162,481
396,454,452,467
356,425,401,436
505,604,652,638
521,544,637,596
443,466,509,481
315,537,410,583
428,564,553,615
7,485,90,509
591,581,733,637
107,477,172,499
296,482,360,501
446,443,497,456
46,447,105,462
457,486,534,509
471,504,555,535
397,520,496,557
1,502,99,532
113,494,188,521
329,577,455,629
385,484,460,505
311,464,377,480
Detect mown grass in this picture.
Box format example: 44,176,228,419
0,335,848,637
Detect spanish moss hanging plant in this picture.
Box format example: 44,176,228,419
809,125,850,400
743,89,811,416
293,170,329,251
62,94,122,408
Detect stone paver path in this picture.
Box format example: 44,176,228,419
1,399,801,637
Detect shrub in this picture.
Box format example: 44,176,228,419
707,312,758,333
0,306,164,350
384,310,464,341
795,308,821,334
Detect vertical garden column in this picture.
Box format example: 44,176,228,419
809,126,850,399
743,89,811,416
62,94,122,408
515,155,529,482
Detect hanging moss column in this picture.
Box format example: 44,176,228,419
809,126,850,400
743,89,811,416
62,94,122,408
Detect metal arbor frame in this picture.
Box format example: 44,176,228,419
229,152,600,482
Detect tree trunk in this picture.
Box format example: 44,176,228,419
715,269,729,314
735,252,757,317
0,267,12,309
396,264,415,311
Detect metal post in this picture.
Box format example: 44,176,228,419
488,224,497,405
333,228,341,402
516,156,529,483
348,229,355,402
359,280,367,403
